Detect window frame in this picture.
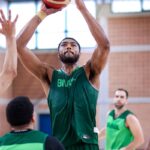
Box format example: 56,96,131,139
5,0,97,50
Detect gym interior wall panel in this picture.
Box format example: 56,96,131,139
108,16,150,46
109,51,150,98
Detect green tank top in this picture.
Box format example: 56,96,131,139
106,110,134,150
0,130,47,150
48,67,99,147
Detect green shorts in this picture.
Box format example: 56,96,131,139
65,142,99,150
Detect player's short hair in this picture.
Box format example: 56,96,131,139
6,96,33,126
58,37,81,52
116,88,129,98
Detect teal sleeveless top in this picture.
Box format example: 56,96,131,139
0,130,47,150
106,110,134,150
48,67,99,147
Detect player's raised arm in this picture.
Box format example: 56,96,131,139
16,3,62,96
0,9,18,94
75,0,110,87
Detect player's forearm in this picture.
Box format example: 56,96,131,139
79,6,109,50
17,15,42,49
0,36,17,93
3,36,17,75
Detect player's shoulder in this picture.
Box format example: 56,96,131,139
126,111,139,124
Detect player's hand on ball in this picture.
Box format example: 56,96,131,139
41,2,62,16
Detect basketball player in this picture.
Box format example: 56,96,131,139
0,96,64,150
17,0,110,149
0,9,18,95
99,88,144,150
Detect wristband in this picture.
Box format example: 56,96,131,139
37,11,47,21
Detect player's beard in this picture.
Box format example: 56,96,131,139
114,103,125,110
59,53,80,65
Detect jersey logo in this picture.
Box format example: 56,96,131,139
57,78,76,87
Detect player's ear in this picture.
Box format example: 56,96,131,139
32,112,36,123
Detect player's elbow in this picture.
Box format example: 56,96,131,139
139,135,145,146
11,70,17,80
135,135,144,147
5,69,17,80
139,131,145,146
105,40,110,54
105,39,110,49
102,39,110,53
101,41,110,58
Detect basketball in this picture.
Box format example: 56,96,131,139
42,0,70,9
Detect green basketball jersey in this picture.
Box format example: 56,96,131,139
0,130,47,150
48,67,99,147
106,110,134,150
